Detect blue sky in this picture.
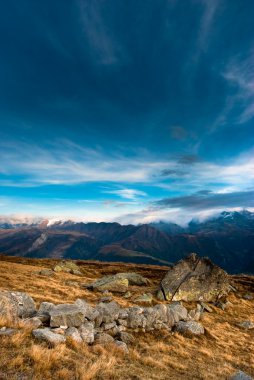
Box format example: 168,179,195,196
0,0,253,224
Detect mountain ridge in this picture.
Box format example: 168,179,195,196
0,210,253,273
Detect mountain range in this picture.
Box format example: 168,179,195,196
0,210,253,273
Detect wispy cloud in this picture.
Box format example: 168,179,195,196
223,52,254,124
77,0,126,65
104,188,147,200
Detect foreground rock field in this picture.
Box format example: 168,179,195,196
0,255,253,380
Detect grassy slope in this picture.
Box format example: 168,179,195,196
0,255,253,380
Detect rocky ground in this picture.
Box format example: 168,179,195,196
0,254,253,380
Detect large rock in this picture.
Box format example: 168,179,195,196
0,291,36,320
75,299,99,321
32,328,66,345
86,276,129,293
157,253,230,302
175,320,204,336
94,301,120,327
94,332,115,345
79,321,95,343
49,304,85,327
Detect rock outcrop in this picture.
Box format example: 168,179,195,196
0,291,36,320
85,275,129,293
157,253,230,302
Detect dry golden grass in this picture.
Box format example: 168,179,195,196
0,255,253,380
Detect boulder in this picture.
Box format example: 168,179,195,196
49,304,85,327
24,317,43,328
79,322,95,343
94,301,120,326
86,276,129,293
0,291,36,320
230,371,253,380
65,327,83,343
175,320,204,336
94,332,115,345
32,328,66,345
75,299,99,321
157,253,229,302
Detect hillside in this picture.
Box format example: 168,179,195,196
0,255,253,379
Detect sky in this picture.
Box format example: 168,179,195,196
0,0,254,225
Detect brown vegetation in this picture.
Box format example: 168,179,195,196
0,255,253,380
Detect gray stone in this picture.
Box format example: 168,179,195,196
49,304,85,327
175,320,204,336
157,253,229,302
237,321,254,330
32,328,66,345
167,302,188,324
38,302,55,314
65,327,83,343
0,291,36,320
94,332,114,345
117,331,135,344
243,294,253,301
99,296,113,303
79,321,95,343
102,321,116,331
75,299,99,321
95,301,120,326
0,327,17,336
24,317,42,328
229,371,253,380
114,340,129,353
200,302,213,313
134,293,153,304
127,307,146,329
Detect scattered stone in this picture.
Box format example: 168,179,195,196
94,332,115,345
157,253,230,302
237,321,254,330
215,300,232,311
134,293,153,304
65,327,83,343
229,371,253,380
86,276,129,293
0,327,17,336
200,302,213,313
115,273,149,286
49,304,85,327
38,302,55,314
79,322,95,343
38,269,54,277
116,331,135,344
123,291,131,299
114,340,129,353
95,301,120,326
53,261,81,275
32,328,66,345
0,291,36,320
175,320,204,336
65,281,80,287
243,294,253,301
